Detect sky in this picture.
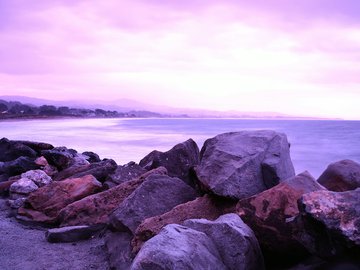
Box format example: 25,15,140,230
0,0,360,119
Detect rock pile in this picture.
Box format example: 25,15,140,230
0,131,359,270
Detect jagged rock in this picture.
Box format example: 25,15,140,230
139,139,200,185
297,188,360,259
20,175,102,222
184,214,265,270
133,195,236,252
131,224,226,270
0,138,37,162
110,174,198,233
53,159,117,182
58,167,168,227
0,157,40,177
195,130,295,200
236,171,325,264
10,178,38,195
41,147,77,170
45,224,105,243
21,170,52,187
317,160,360,192
82,151,101,163
104,161,147,188
105,232,133,270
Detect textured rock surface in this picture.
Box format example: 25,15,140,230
236,171,324,263
46,224,105,243
0,157,40,177
195,131,295,200
297,188,360,258
0,138,37,162
20,175,102,222
21,169,52,187
10,178,38,195
110,174,198,233
131,224,226,270
41,147,77,170
139,139,200,185
105,231,133,270
59,167,167,227
104,161,147,188
133,195,236,251
317,159,360,192
184,214,265,270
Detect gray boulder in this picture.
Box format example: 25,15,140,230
10,178,38,195
131,224,226,270
317,159,360,191
184,214,265,270
104,161,147,188
195,130,295,200
110,174,198,233
21,170,52,187
139,139,200,185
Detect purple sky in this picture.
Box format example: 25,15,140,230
0,0,359,119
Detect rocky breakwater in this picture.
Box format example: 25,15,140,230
0,131,359,270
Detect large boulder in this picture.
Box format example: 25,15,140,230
139,139,200,185
195,130,295,200
19,175,102,222
0,138,37,162
104,161,147,188
184,214,265,270
9,178,38,195
41,147,78,170
110,174,198,233
21,169,52,187
0,157,40,177
297,188,360,259
131,224,226,270
58,167,168,227
317,159,360,192
236,171,325,264
133,195,236,252
13,140,54,153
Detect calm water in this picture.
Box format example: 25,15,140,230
0,118,359,178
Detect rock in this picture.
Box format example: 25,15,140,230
82,151,101,163
10,178,38,195
104,161,147,188
0,157,40,177
53,159,117,182
8,197,27,209
58,167,168,227
14,140,54,153
41,147,77,170
317,159,360,192
110,174,198,233
21,170,52,187
21,175,102,222
139,139,200,185
35,156,58,176
45,224,105,243
0,138,37,162
133,195,236,252
195,130,295,200
0,179,17,195
184,213,265,270
236,171,325,264
69,153,90,167
105,232,133,270
297,188,360,259
131,224,226,270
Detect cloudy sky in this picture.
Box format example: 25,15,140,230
0,0,359,119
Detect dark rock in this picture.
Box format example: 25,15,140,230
8,197,27,209
184,213,265,270
236,171,325,265
105,231,133,270
58,167,168,227
139,138,200,185
104,161,147,188
34,156,58,176
131,224,226,270
0,156,40,177
317,159,360,192
45,224,105,243
195,130,295,200
297,188,360,259
19,175,102,222
82,151,101,163
133,195,236,252
110,174,198,233
53,159,117,182
0,179,17,195
0,138,37,162
14,140,54,153
41,147,77,170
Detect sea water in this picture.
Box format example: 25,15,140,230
0,118,359,178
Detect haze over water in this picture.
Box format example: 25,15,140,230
1,118,359,179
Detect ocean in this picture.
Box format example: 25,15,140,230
1,118,359,178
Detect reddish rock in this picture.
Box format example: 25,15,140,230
21,175,102,222
133,195,236,252
236,171,325,264
317,159,360,192
58,167,168,227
